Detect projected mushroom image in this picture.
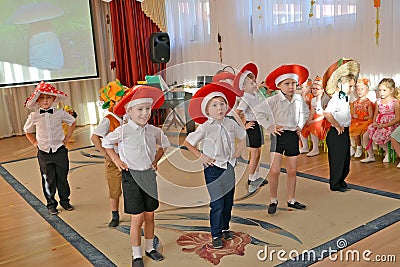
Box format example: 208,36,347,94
10,2,64,70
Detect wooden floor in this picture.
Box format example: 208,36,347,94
0,125,399,266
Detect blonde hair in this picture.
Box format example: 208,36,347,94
394,87,400,100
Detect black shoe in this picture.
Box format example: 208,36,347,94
331,188,346,192
247,178,268,186
222,230,234,241
287,201,307,209
132,257,144,267
48,207,58,215
212,237,223,249
145,250,164,261
108,218,119,227
61,203,74,211
267,202,278,214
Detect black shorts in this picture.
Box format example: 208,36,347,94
122,169,159,214
246,121,264,148
270,130,300,156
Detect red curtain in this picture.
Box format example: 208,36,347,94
109,0,164,87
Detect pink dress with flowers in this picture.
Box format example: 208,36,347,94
366,98,400,145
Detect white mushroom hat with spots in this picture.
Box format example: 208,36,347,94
24,81,68,109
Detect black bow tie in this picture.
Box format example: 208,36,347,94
40,109,53,114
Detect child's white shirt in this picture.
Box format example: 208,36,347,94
254,91,309,132
236,92,261,121
102,119,170,170
23,108,75,153
185,117,246,169
324,92,351,127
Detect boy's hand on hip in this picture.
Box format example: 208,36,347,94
268,125,284,136
200,153,215,167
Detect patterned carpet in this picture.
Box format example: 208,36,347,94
1,146,399,267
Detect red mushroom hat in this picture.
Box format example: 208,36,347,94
24,81,67,109
212,71,235,83
212,71,237,95
266,64,309,91
188,82,237,124
113,85,165,117
233,62,258,96
322,58,360,95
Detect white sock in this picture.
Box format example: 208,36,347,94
288,198,296,204
270,198,278,204
132,246,142,259
248,174,257,182
300,135,308,150
254,171,260,179
145,238,154,253
310,134,319,151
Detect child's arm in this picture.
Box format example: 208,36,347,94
63,121,76,145
183,140,215,167
152,147,165,170
232,138,246,159
350,102,358,119
306,105,316,125
235,109,253,129
371,102,379,126
105,148,128,171
91,134,111,161
365,102,374,121
25,132,38,147
254,100,283,135
323,111,344,134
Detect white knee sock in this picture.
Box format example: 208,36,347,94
310,134,319,152
145,238,154,253
132,246,142,259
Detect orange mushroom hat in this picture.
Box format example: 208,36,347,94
188,82,237,124
113,85,165,117
313,75,323,87
99,79,130,110
233,62,258,96
24,81,67,109
322,58,360,95
266,64,309,91
356,77,370,87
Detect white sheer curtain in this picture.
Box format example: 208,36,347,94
166,0,212,65
166,0,400,89
0,0,115,138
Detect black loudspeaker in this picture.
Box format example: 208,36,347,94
149,32,170,63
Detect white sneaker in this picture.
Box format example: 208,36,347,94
306,150,320,157
350,146,355,156
360,157,375,163
299,148,309,154
382,154,390,163
397,162,400,168
354,147,363,158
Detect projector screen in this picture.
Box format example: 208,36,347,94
0,0,98,87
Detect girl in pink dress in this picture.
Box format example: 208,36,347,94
349,78,374,158
361,78,400,163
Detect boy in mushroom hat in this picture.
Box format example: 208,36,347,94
233,63,268,193
102,85,169,267
184,83,246,249
254,64,310,215
91,79,130,228
322,58,360,192
23,81,76,215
